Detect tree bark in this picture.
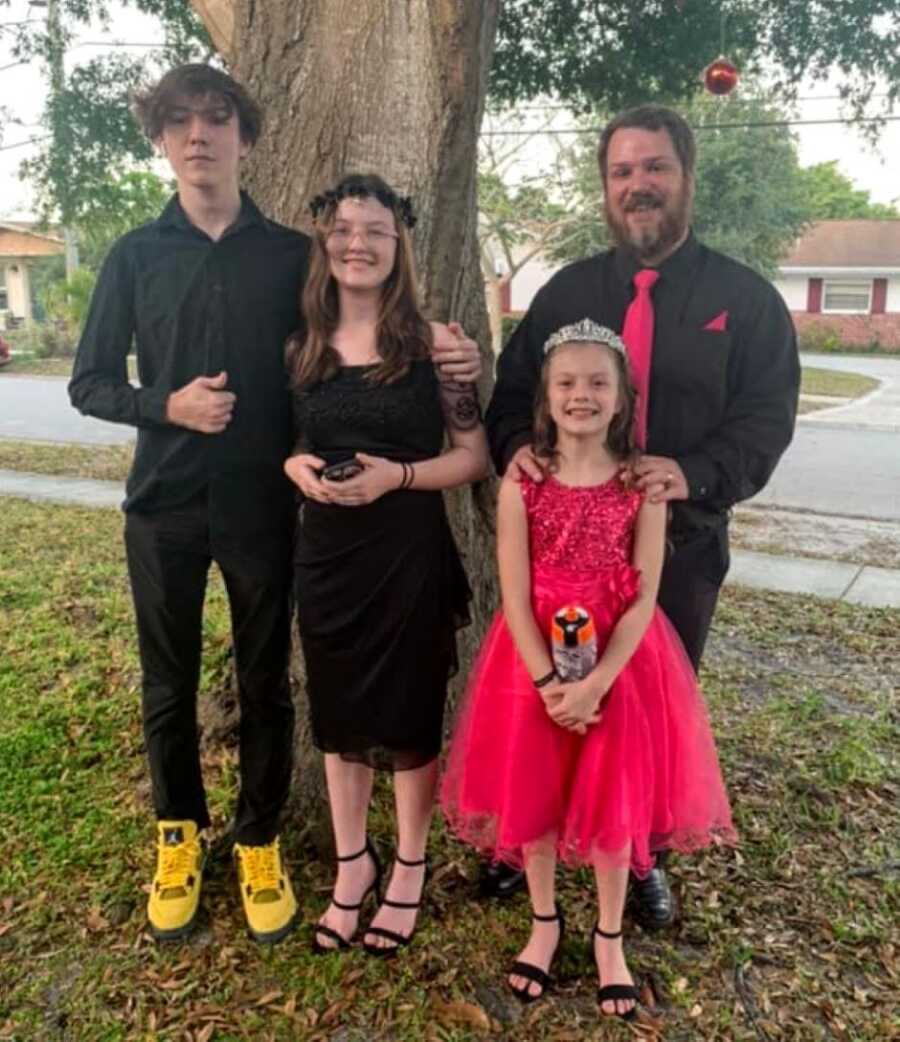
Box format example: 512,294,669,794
191,0,501,842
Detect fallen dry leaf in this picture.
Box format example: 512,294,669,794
86,907,109,932
432,998,491,1032
254,989,283,1007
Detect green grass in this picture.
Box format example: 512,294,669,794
1,497,899,1041
0,354,138,379
800,366,879,399
0,439,133,481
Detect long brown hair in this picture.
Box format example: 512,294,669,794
286,173,432,389
533,340,637,467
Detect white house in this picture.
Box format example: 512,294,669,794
0,222,65,329
774,220,900,349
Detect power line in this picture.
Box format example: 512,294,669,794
0,134,48,152
507,92,894,112
481,115,900,137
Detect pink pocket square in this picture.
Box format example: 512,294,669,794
704,310,728,332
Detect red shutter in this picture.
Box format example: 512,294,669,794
872,278,887,315
807,278,823,314
499,278,511,314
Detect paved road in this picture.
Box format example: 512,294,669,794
752,424,900,522
749,352,900,522
0,374,134,445
800,352,900,432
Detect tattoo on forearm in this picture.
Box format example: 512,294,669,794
439,380,482,431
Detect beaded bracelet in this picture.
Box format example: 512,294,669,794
533,669,558,689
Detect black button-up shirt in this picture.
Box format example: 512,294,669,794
486,233,799,538
69,193,309,523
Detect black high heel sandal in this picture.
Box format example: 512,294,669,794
508,904,566,1003
593,924,639,1021
312,836,382,953
362,853,428,958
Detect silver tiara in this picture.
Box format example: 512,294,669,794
542,319,627,358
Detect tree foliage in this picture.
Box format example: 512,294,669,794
74,170,173,269
2,0,207,223
491,0,900,120
797,160,900,220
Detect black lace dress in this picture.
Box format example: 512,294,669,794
292,360,472,771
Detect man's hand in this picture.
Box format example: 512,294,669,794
166,371,236,433
634,455,688,503
508,443,546,483
431,321,482,384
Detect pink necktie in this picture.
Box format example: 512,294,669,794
621,268,660,449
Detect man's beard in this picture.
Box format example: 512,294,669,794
605,188,691,263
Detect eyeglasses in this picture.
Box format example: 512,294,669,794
327,226,399,248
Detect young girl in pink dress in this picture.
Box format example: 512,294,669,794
441,320,737,1020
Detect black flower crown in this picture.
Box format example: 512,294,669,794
309,182,417,229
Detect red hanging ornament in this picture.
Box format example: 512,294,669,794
703,56,739,95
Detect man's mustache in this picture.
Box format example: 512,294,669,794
624,192,662,212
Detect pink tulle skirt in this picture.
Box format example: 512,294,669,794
440,562,738,876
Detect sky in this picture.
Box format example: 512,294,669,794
2,1,899,221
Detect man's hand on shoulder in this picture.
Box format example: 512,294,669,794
634,454,688,503
430,321,482,384
508,443,546,483
166,371,236,433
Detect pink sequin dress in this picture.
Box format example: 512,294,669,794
440,474,737,876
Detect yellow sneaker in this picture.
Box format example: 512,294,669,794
147,820,205,940
234,837,298,944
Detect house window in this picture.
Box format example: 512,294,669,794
0,267,7,311
822,280,872,314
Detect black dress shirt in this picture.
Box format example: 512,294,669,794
69,193,309,523
486,233,799,539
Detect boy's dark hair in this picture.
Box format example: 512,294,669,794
131,64,263,145
597,104,695,182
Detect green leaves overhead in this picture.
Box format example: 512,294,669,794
491,0,900,118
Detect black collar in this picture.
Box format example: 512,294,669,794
613,230,702,289
156,190,270,239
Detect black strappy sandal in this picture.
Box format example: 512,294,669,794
508,904,566,1004
593,924,639,1021
362,853,427,958
312,837,382,953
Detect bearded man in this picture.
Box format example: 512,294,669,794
481,104,798,928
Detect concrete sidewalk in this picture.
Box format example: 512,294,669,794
3,469,899,610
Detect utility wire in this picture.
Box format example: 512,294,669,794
482,115,900,136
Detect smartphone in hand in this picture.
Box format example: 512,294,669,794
320,459,364,482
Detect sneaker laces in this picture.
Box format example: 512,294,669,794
240,843,283,903
157,839,199,897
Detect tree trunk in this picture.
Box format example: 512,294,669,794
191,0,501,843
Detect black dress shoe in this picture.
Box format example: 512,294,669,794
629,867,677,930
478,859,526,899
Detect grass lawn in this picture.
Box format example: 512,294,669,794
0,439,134,482
0,356,138,380
800,368,880,400
1,497,898,1041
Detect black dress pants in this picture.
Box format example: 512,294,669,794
124,496,294,845
656,524,730,672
